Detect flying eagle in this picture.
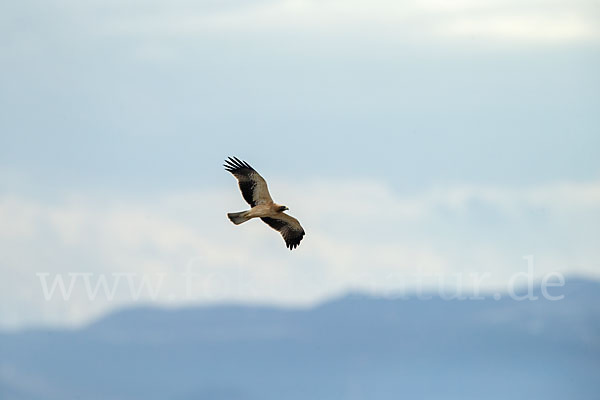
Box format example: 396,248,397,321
224,157,305,250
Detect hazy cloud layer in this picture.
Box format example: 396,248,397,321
4,0,598,41
2,179,599,328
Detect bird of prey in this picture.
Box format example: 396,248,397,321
224,157,305,250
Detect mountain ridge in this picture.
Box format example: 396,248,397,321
1,277,599,399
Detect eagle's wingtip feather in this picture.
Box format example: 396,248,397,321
224,156,255,172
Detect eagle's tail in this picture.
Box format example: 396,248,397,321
228,211,251,225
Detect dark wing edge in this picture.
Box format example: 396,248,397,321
223,156,264,206
261,216,305,250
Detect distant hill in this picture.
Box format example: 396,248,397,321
1,278,599,400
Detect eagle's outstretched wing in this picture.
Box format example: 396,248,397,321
224,157,273,206
261,213,305,250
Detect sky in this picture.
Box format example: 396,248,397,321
1,0,599,329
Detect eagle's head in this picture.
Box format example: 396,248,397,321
278,205,289,212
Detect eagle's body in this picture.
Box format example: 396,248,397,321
227,203,286,223
224,157,305,250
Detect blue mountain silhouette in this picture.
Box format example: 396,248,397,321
1,278,599,399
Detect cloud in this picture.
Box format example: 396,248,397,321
1,178,599,329
3,0,597,45
441,14,596,42
92,0,599,43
